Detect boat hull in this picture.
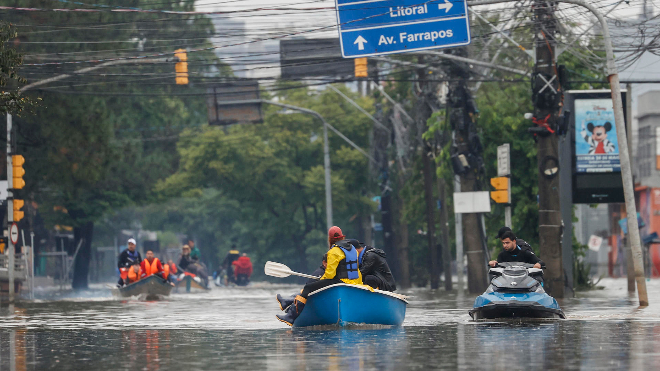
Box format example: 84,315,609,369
292,284,407,328
469,292,565,320
112,275,173,300
174,275,210,293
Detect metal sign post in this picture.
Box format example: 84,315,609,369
335,0,471,57
497,144,512,228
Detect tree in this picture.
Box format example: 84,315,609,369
0,21,36,115
10,0,226,288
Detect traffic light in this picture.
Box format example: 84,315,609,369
12,154,25,189
13,199,24,222
355,58,368,78
490,176,510,204
174,49,188,85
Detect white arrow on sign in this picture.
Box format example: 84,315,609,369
10,223,18,245
354,35,367,51
438,0,453,12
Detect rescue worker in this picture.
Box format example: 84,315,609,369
126,263,142,285
497,227,533,253
489,231,544,268
140,250,169,282
232,253,253,286
221,246,241,285
276,226,363,326
117,238,142,287
354,241,397,292
276,254,328,311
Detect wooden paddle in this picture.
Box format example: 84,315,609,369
264,261,320,280
265,261,410,301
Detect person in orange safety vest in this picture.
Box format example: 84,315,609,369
163,259,178,283
126,264,142,284
140,251,168,280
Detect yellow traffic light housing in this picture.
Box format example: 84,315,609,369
355,58,368,78
12,154,25,189
174,49,188,85
13,199,24,222
490,176,510,204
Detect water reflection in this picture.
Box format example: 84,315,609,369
0,280,659,369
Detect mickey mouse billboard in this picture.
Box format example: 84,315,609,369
575,98,621,173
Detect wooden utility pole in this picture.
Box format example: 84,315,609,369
416,58,441,289
444,48,488,294
533,0,564,297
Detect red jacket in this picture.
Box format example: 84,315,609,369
232,256,253,277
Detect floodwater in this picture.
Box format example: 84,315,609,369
0,278,659,370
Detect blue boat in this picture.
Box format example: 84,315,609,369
293,284,408,327
469,263,565,320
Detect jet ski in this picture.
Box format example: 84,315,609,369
469,262,565,320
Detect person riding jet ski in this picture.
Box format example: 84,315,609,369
489,231,544,269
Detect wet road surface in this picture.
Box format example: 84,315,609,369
1,278,659,370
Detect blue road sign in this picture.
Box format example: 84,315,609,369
335,0,471,58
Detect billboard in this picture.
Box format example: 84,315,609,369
567,90,627,204
574,98,620,173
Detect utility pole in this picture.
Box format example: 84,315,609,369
6,114,14,303
416,57,440,289
625,82,635,293
444,48,488,294
532,0,564,298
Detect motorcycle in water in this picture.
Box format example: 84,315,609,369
469,262,565,320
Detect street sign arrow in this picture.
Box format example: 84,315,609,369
438,0,453,12
10,223,18,245
354,35,367,50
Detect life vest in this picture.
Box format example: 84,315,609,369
334,243,359,280
143,258,161,277
232,256,253,276
163,262,176,279
120,268,128,280
127,267,141,283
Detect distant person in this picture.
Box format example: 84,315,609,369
353,240,396,292
140,251,169,283
126,263,142,285
232,253,253,286
179,245,210,287
497,227,533,253
489,231,544,268
222,246,241,285
188,239,201,261
117,238,142,287
276,253,327,311
276,226,363,326
163,259,178,283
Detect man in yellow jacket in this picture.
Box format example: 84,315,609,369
276,226,363,326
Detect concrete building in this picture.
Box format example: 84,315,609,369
636,91,660,185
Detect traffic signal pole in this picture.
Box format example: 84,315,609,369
6,113,14,303
467,0,649,306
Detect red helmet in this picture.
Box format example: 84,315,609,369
328,226,345,239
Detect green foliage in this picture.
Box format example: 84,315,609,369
145,85,377,275
0,21,37,115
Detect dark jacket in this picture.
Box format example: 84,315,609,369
516,238,533,253
306,265,326,284
178,254,193,271
118,249,142,269
496,246,544,267
360,246,397,291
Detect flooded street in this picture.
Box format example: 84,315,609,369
0,279,658,370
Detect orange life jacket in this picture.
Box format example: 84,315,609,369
143,258,164,278
127,267,141,283
163,263,176,279
120,268,128,280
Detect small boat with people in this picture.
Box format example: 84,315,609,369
469,262,565,320
174,273,211,293
112,274,173,300
292,283,407,327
